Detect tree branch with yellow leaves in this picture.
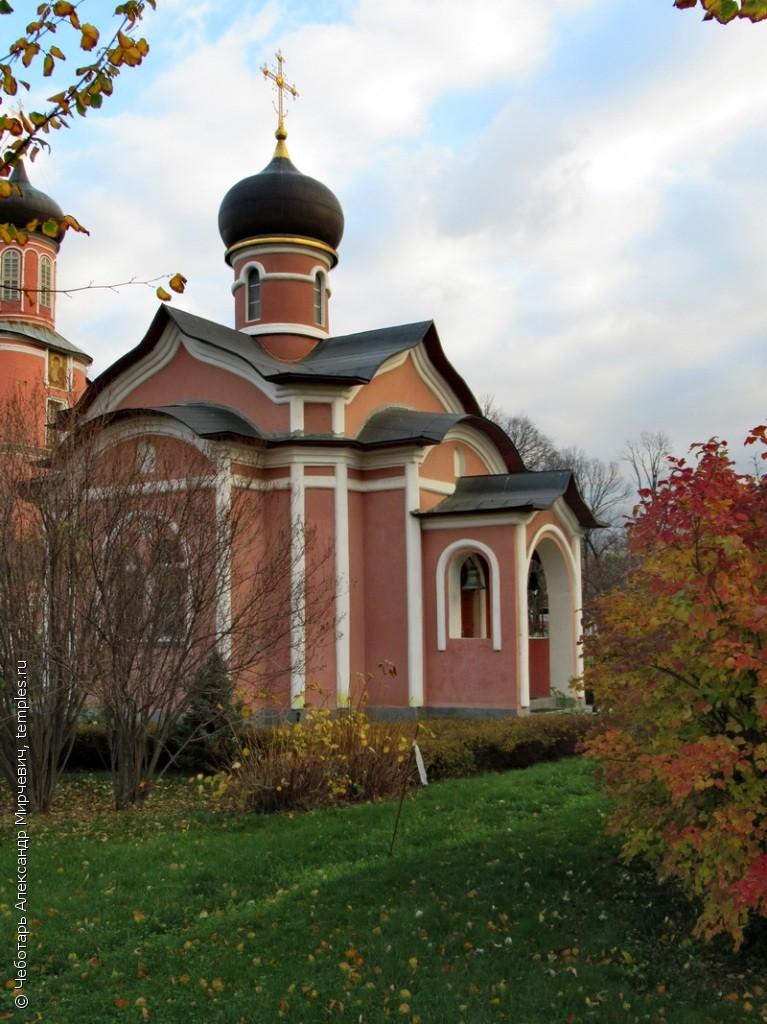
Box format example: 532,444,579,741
0,2,185,301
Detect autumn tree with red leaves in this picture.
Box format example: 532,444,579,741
585,425,767,948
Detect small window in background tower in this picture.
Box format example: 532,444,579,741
314,274,325,326
247,268,261,320
40,255,52,308
2,249,20,301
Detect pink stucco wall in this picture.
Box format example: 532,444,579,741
359,487,410,707
421,525,521,709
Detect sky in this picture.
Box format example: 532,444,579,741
9,0,767,469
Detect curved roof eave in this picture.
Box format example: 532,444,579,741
70,402,264,446
0,319,92,362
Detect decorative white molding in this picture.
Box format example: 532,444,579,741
422,511,530,531
0,343,45,358
347,476,406,493
435,538,502,652
419,477,455,496
240,322,329,340
303,475,336,489
527,524,580,697
444,423,508,475
229,241,334,269
83,325,282,421
410,344,464,415
86,412,215,460
526,523,578,580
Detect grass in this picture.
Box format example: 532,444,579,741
1,759,766,1023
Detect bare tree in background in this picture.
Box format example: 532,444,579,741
480,396,560,470
0,389,95,812
80,425,336,810
481,397,633,606
622,430,673,495
553,446,632,608
0,403,336,811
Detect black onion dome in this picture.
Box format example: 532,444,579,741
0,162,64,245
218,138,344,259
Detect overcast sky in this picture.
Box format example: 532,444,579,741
13,0,767,468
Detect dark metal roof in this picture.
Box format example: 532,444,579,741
0,162,64,243
78,307,483,421
76,403,263,444
420,471,601,529
0,319,92,361
298,321,435,381
153,404,262,440
357,409,464,447
218,149,344,259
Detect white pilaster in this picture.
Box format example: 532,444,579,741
290,462,306,708
405,460,424,707
215,452,233,663
572,532,585,694
335,461,351,706
515,523,530,709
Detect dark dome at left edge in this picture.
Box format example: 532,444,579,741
0,162,65,247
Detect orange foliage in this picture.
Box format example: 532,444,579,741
585,425,767,947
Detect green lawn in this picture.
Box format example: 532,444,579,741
1,759,765,1023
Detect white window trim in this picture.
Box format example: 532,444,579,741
39,254,53,310
313,268,327,327
435,539,502,651
2,248,21,301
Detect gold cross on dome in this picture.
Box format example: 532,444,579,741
261,51,298,135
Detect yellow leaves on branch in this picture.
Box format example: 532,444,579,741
79,25,100,53
674,0,767,22
0,2,155,172
157,274,187,302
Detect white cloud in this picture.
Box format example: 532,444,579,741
29,0,767,471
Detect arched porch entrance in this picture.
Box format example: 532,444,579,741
526,528,581,703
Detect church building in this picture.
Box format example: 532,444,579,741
0,63,598,716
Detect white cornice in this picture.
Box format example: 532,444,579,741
419,477,454,496
421,512,532,530
230,241,334,270
274,383,353,402
347,475,406,493
240,322,329,341
0,342,45,358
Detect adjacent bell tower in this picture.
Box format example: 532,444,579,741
0,161,91,448
217,53,344,361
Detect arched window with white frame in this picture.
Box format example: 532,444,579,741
246,267,261,321
313,272,326,326
39,255,52,309
436,540,502,651
2,248,21,301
